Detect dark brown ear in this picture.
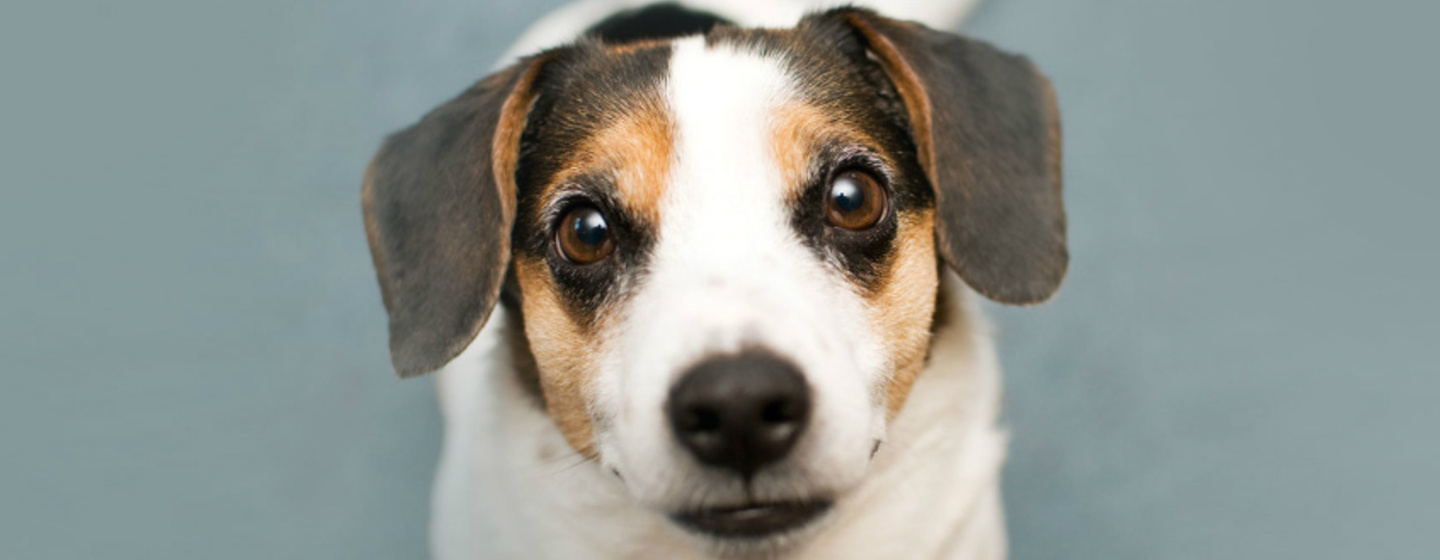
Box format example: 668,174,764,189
362,57,546,377
825,8,1067,305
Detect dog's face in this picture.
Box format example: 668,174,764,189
509,25,946,536
364,8,1064,550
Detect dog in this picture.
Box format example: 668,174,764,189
361,1,1065,558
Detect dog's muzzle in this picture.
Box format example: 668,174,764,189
665,351,831,537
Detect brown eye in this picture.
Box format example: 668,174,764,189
556,205,616,264
825,170,887,230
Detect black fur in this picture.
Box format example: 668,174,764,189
513,42,673,327
586,3,731,45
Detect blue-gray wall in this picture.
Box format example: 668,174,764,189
2,1,1435,558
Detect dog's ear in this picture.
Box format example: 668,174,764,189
362,57,547,377
821,8,1067,305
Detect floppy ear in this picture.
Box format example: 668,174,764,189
826,8,1067,304
362,57,546,377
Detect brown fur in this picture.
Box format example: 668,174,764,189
493,62,550,223
516,42,677,228
874,210,940,415
768,102,880,197
555,103,674,224
767,96,940,417
515,45,677,452
514,255,602,456
518,109,674,450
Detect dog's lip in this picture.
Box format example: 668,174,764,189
671,499,832,538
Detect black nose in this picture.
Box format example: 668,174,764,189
667,352,811,478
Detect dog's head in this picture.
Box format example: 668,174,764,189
364,7,1063,548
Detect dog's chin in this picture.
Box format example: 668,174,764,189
667,498,834,557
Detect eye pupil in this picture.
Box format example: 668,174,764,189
831,178,865,212
825,170,886,230
573,209,609,246
557,205,616,264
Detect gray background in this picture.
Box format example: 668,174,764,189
2,0,1436,558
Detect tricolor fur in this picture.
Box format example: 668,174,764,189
362,2,1065,558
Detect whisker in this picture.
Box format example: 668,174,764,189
538,443,600,477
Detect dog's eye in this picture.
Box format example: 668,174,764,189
825,170,887,230
556,205,615,264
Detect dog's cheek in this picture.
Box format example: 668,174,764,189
515,255,600,455
867,209,940,416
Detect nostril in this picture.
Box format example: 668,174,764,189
682,407,722,432
761,398,802,424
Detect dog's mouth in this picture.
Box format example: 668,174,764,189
671,499,832,538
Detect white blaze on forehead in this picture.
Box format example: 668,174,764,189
651,38,810,354
664,37,795,251
598,38,886,508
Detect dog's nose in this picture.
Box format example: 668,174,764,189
667,352,811,478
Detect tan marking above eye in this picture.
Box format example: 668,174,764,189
825,170,888,230
769,102,880,198
535,102,674,227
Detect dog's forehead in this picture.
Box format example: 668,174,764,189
665,36,798,188
517,27,890,218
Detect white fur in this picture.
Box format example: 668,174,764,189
433,274,1006,559
598,40,883,520
436,2,1007,558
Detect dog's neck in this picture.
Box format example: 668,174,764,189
431,274,1007,560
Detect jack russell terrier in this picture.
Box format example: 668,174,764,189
362,1,1065,558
